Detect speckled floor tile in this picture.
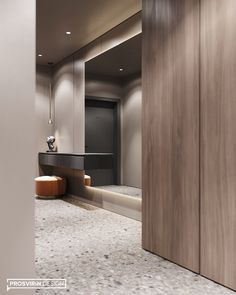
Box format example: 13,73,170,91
35,198,235,295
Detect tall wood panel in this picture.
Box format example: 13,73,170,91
142,0,200,272
201,0,236,290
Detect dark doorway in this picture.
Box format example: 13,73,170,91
85,98,119,186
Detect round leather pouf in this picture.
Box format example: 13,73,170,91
35,176,66,199
84,175,91,186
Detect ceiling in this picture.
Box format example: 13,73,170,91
36,0,141,65
85,34,141,78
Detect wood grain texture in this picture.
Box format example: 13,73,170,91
200,0,236,290
142,0,200,272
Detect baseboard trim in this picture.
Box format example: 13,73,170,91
66,187,141,221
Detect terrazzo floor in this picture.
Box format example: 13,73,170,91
96,185,142,198
35,197,235,295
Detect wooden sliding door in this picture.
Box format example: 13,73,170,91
200,0,236,290
142,0,200,272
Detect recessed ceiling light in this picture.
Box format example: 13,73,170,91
38,54,43,57
119,68,124,72
66,31,71,35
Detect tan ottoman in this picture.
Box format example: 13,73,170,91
84,175,91,186
35,176,66,199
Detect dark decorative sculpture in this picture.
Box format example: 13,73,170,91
46,136,56,152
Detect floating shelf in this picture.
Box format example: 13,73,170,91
38,152,114,170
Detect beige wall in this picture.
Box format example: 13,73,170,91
121,75,142,188
53,57,74,152
53,13,141,153
36,65,53,153
85,74,122,99
0,0,35,294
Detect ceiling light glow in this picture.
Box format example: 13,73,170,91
38,54,43,57
66,31,72,35
119,68,124,72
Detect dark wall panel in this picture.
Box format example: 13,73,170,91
142,0,200,272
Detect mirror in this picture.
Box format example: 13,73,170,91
85,33,142,199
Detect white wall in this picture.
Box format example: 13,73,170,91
0,0,35,294
36,65,53,153
121,75,142,188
